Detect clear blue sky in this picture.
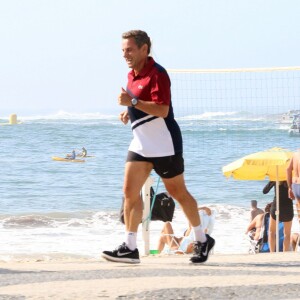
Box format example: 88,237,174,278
0,0,299,115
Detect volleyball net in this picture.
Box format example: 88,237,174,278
168,66,300,155
143,66,300,253
168,66,300,115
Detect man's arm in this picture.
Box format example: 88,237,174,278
287,156,295,199
263,181,275,194
132,100,169,118
118,88,169,118
245,217,257,234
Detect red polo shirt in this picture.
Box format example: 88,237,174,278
125,57,182,158
127,57,171,105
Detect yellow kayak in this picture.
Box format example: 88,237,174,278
52,156,85,163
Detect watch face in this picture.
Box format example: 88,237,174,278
132,98,138,106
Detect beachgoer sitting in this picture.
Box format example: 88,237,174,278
66,150,76,160
246,203,279,254
250,200,264,221
246,213,264,241
81,147,87,157
157,206,215,254
246,203,271,241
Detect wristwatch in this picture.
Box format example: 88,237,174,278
131,98,138,107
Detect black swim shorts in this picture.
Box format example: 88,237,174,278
126,151,184,179
270,199,294,222
292,183,300,200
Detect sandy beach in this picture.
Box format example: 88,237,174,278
0,252,299,299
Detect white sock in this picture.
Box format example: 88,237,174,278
125,231,137,250
192,225,207,243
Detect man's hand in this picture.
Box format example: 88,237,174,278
118,87,131,107
288,188,295,200
118,87,170,118
119,110,129,125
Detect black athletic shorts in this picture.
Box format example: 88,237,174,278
126,151,184,179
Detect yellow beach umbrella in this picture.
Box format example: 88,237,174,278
222,147,293,252
223,147,293,181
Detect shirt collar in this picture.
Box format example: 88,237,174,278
129,57,155,78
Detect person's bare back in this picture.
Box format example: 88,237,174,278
292,151,300,183
287,150,300,202
246,213,264,241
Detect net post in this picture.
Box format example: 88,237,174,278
142,176,153,256
275,167,280,253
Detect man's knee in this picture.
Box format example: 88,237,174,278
123,183,141,199
165,184,188,200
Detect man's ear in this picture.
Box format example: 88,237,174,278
142,43,148,54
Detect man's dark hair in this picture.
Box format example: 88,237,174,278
251,200,257,207
122,30,151,54
265,202,272,213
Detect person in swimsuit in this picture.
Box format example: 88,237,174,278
263,181,294,251
81,147,87,157
287,153,300,251
287,150,300,205
245,202,271,241
250,200,264,221
157,207,215,254
65,150,76,160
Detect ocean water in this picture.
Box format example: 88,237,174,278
0,110,299,261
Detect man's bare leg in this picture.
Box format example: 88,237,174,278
162,174,201,228
101,161,152,263
123,161,153,233
163,173,215,263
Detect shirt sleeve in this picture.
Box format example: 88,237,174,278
150,72,171,105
